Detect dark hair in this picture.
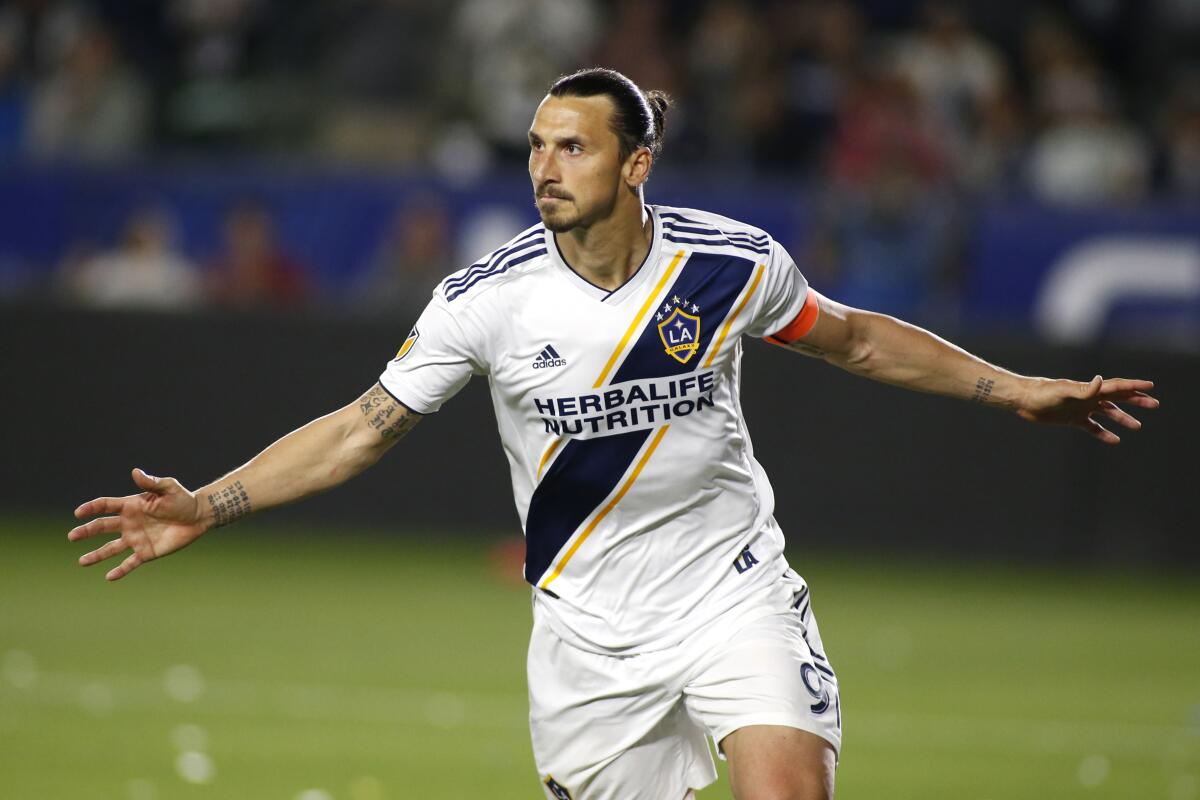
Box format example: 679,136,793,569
548,67,672,161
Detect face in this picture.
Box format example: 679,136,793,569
528,94,629,233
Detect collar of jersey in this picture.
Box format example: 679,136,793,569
545,205,664,306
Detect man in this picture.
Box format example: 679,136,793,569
69,69,1157,800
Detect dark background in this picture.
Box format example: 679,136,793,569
6,305,1192,564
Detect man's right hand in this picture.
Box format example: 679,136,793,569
68,383,419,582
69,467,209,581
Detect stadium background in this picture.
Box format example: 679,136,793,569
1,0,1197,798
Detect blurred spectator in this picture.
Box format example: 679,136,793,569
1163,77,1200,198
591,0,680,97
1027,101,1149,206
313,0,455,165
769,0,865,169
1024,17,1149,206
892,1,1008,169
0,0,88,76
24,16,148,162
685,0,774,165
447,0,601,160
959,85,1027,194
348,194,454,317
818,53,958,319
61,207,202,310
167,0,263,80
207,201,312,310
0,15,28,158
827,61,949,191
163,0,269,145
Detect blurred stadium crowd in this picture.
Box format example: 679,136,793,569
1,0,1198,318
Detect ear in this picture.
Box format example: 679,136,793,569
623,147,653,189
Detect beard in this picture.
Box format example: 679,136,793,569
536,198,582,233
534,189,618,233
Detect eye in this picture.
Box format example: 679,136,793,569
564,143,582,155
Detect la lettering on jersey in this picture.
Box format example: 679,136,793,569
380,205,813,653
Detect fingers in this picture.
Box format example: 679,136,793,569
131,467,165,493
105,552,143,582
1097,401,1142,431
1116,392,1160,409
1100,378,1154,394
79,537,129,566
132,468,186,500
75,468,171,519
1078,375,1103,398
73,497,130,519
1080,414,1120,445
1098,380,1160,406
67,515,122,542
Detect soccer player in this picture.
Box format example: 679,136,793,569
69,68,1157,800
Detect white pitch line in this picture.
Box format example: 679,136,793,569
3,669,527,731
845,710,1198,761
3,669,1195,761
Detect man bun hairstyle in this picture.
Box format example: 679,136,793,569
549,67,673,161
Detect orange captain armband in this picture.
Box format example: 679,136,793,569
764,290,820,346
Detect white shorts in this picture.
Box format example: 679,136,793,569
527,569,842,800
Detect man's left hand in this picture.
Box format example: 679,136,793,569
1017,376,1158,444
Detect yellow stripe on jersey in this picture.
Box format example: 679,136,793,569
536,437,564,480
539,425,670,589
395,334,417,360
592,250,687,389
703,262,764,368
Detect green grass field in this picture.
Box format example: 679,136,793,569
3,513,1198,799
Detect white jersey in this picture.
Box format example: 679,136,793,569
380,204,814,653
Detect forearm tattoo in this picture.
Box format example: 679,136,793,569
207,480,251,528
972,377,996,403
358,384,421,440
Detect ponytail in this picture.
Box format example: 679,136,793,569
549,68,673,161
644,89,673,158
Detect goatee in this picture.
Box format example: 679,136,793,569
537,203,579,233
541,214,578,233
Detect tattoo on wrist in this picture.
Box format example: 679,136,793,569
972,377,995,403
207,480,251,528
358,385,421,440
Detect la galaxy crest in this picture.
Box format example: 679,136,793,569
656,295,701,364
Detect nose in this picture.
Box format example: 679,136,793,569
530,148,558,189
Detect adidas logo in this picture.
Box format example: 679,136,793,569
532,344,567,369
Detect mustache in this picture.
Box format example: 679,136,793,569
537,187,572,200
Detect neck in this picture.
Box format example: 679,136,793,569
555,198,652,292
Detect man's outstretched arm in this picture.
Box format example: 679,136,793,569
777,290,1159,444
68,383,419,581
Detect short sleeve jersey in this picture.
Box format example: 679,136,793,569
381,205,812,653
